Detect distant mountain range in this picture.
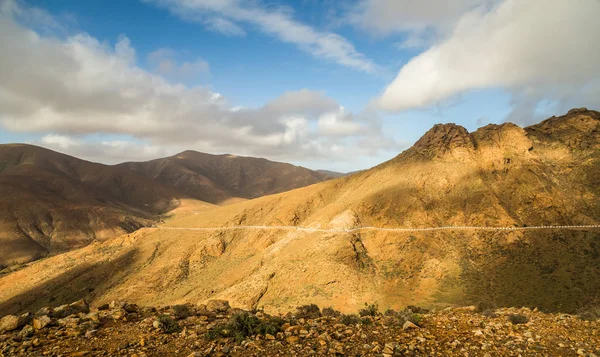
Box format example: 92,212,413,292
0,146,337,266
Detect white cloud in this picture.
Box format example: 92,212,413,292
40,134,81,149
318,107,363,137
204,17,246,37
352,0,485,37
0,9,399,166
144,0,378,73
376,0,600,117
147,47,209,79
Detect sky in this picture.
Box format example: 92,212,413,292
0,0,599,172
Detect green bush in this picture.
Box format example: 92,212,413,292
384,309,397,316
382,307,427,327
577,306,600,321
296,304,321,319
340,314,361,325
508,314,529,325
476,301,497,314
360,317,372,325
158,315,181,334
321,307,341,317
359,303,379,317
410,313,423,326
172,304,192,319
207,312,285,342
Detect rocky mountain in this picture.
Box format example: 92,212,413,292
117,151,333,205
1,109,599,317
0,145,334,266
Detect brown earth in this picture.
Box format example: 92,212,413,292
1,299,599,357
0,146,335,266
1,109,600,317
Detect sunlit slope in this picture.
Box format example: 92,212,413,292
2,109,599,315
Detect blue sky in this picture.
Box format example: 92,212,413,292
0,0,599,171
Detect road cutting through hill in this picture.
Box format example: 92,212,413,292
153,224,600,233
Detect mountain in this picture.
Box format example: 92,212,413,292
1,108,600,316
316,169,347,178
0,146,334,266
117,151,334,205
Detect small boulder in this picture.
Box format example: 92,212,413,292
123,303,139,313
402,321,420,330
109,300,124,309
52,304,72,318
97,303,110,311
57,317,80,329
33,316,52,330
206,300,230,313
19,325,35,338
0,315,21,332
36,307,53,316
69,299,90,314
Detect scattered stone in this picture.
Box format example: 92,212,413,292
205,300,230,313
33,316,52,330
19,325,35,338
36,307,53,316
402,321,420,330
0,315,21,332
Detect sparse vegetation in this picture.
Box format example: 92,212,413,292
296,304,321,319
172,304,192,319
360,317,373,325
340,314,361,325
577,306,600,321
157,315,181,334
476,301,498,318
382,307,427,327
359,303,379,317
321,307,341,317
508,314,529,325
207,312,285,342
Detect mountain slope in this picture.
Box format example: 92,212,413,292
2,109,600,316
0,144,180,266
117,151,332,204
0,146,333,266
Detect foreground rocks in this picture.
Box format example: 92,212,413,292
0,300,599,357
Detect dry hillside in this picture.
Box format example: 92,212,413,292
0,146,333,266
1,108,600,317
117,151,333,204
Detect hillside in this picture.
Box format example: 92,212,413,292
1,108,600,317
0,146,333,266
117,151,333,204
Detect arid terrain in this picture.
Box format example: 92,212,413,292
0,146,335,266
1,298,599,357
1,109,599,320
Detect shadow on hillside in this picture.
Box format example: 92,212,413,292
0,248,139,316
460,230,600,313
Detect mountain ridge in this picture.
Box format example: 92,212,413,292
1,109,599,316
0,145,336,266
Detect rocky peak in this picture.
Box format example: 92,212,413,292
410,123,474,160
526,108,600,151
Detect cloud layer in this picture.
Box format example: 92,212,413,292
145,0,378,73
375,0,600,120
0,3,398,167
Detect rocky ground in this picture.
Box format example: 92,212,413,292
1,300,599,357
